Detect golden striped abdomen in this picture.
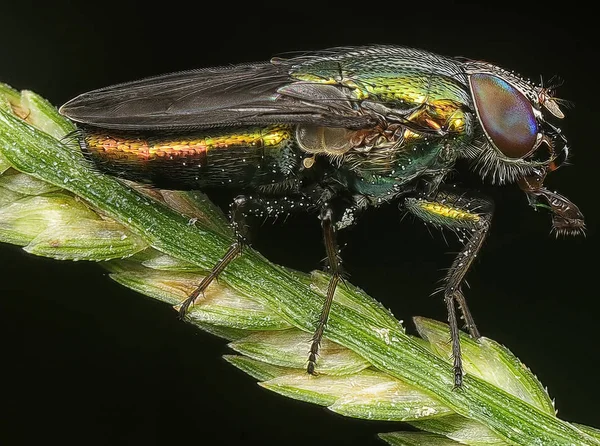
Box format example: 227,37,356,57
81,125,297,190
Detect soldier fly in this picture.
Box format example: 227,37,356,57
59,45,584,387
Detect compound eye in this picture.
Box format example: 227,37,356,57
470,73,538,158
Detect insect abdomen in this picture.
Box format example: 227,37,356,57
81,125,297,190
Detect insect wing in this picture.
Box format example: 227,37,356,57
59,62,373,131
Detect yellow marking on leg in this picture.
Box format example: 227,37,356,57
419,201,481,222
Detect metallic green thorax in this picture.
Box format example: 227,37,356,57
283,47,476,200
290,47,471,108
347,139,457,200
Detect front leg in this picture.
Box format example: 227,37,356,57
405,189,493,387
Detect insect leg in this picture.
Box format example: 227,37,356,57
179,194,318,317
405,190,493,387
178,196,250,318
307,205,344,375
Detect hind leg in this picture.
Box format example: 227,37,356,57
178,194,316,316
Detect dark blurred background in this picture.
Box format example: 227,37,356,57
1,1,598,444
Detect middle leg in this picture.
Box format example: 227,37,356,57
307,204,345,374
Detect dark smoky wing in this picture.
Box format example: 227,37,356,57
59,62,374,130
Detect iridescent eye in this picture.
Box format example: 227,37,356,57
470,73,538,158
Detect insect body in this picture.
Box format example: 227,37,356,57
60,46,584,386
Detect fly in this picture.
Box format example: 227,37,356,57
59,45,585,387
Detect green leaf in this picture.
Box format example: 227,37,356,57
229,328,371,375
329,379,453,421
109,268,293,330
0,82,22,114
159,190,231,237
0,193,99,246
414,317,555,414
141,253,201,271
410,414,508,445
379,432,464,446
0,154,9,174
224,355,297,381
575,424,600,441
0,192,146,259
0,169,59,195
310,270,404,331
0,185,24,207
25,218,148,260
20,90,76,140
260,368,451,420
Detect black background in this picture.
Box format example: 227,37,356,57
1,1,598,444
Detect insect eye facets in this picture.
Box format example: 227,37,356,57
470,73,538,158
